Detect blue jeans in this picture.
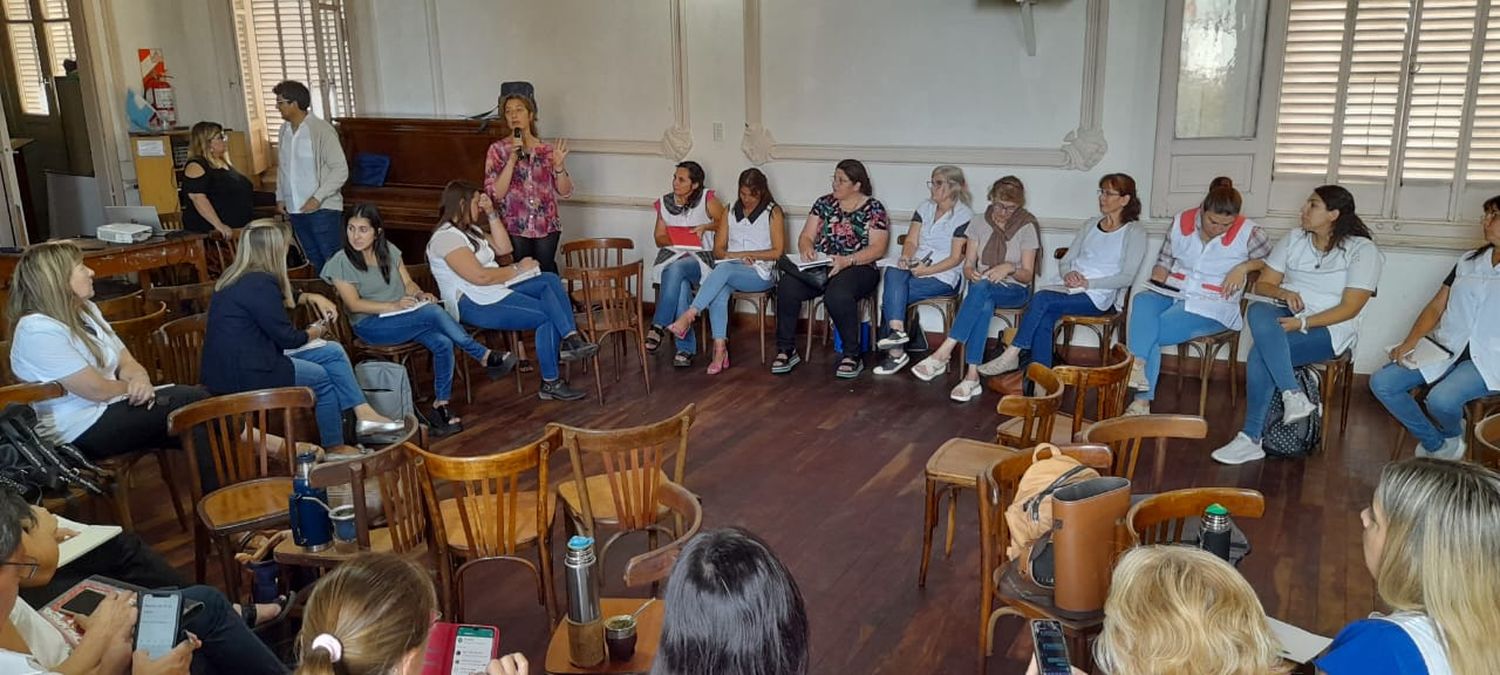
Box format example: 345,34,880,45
653,257,701,353
1126,292,1232,401
181,585,287,674
290,342,367,448
948,280,1030,365
459,272,578,381
1370,359,1498,451
880,268,958,335
352,304,488,402
1240,302,1335,439
1011,290,1108,367
289,208,343,274
688,261,774,340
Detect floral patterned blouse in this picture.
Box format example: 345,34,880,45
483,140,562,238
810,193,889,257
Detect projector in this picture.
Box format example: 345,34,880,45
97,222,153,244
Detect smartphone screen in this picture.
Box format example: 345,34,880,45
1030,619,1073,675
135,592,182,660
448,625,496,674
60,589,106,617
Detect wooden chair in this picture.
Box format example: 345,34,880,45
805,293,878,358
108,301,169,379
1310,349,1355,453
205,233,238,277
413,428,560,623
1475,413,1500,470
1049,248,1133,367
290,278,351,347
891,235,962,358
155,314,208,387
730,289,775,364
1077,414,1208,485
95,290,146,321
144,281,216,318
1170,273,1256,416
273,441,434,562
0,340,14,385
167,387,315,600
1127,487,1265,546
984,275,1036,368
977,443,1115,673
548,404,697,572
1388,391,1500,462
919,363,1062,588
287,263,316,280
620,480,705,588
569,261,651,403
562,237,635,270
996,344,1133,444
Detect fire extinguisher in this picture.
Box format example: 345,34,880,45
138,48,177,129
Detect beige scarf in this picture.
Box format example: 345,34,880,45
980,204,1039,268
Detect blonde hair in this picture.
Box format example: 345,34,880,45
5,241,111,368
931,165,972,207
294,553,437,675
1373,459,1500,675
1094,546,1288,675
188,121,229,169
988,175,1027,208
217,221,293,307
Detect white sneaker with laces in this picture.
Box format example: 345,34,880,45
1128,359,1149,390
1123,399,1151,416
1281,390,1319,425
1430,435,1468,461
1211,432,1266,465
876,330,909,350
950,379,983,402
976,350,1019,376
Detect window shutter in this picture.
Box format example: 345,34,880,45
1465,3,1500,181
240,0,354,150
1336,0,1413,181
1273,0,1350,177
1401,0,1479,181
6,23,46,115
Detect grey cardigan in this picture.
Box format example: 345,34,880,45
275,114,347,213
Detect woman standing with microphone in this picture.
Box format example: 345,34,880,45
483,84,572,274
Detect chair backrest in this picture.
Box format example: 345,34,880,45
0,381,64,407
144,281,217,317
167,386,316,502
548,403,697,536
977,443,1114,587
561,237,635,270
1476,413,1500,471
413,427,558,557
575,261,646,336
621,481,704,589
108,301,169,377
1077,414,1208,483
96,290,146,321
407,262,439,296
0,340,14,385
1127,487,1265,546
155,313,208,386
291,278,351,346
994,363,1064,447
311,442,431,554
1051,344,1133,439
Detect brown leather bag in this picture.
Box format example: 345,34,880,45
1050,476,1131,613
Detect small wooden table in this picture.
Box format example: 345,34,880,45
0,233,209,289
545,598,663,675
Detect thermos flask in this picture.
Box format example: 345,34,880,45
287,451,332,551
564,535,605,666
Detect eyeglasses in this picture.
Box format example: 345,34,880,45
926,181,948,189
830,175,851,186
1,561,38,580
1097,189,1123,197
215,132,229,141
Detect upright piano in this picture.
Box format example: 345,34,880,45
335,115,508,261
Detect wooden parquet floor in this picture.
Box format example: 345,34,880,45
118,329,1394,673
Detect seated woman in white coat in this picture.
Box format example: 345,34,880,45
1124,177,1270,415
1211,185,1384,465
1370,196,1500,460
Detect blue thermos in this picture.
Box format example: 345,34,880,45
288,451,332,551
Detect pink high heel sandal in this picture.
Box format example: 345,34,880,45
706,352,730,375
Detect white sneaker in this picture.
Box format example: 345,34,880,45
950,379,983,402
976,350,1020,376
1128,359,1149,390
1123,399,1151,417
1281,390,1320,425
1211,432,1267,465
1430,435,1468,461
911,355,948,382
876,330,909,350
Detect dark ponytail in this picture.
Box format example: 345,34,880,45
1201,177,1242,216
676,161,706,206
1313,185,1372,251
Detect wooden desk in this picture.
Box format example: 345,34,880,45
545,598,663,675
0,234,209,289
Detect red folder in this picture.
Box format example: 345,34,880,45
421,622,500,675
666,227,703,248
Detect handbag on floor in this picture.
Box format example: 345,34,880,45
1262,365,1323,458
354,361,415,442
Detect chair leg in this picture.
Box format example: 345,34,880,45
943,486,959,558
110,462,135,532
216,534,242,602
193,521,209,585
1197,343,1218,418
1340,362,1353,434
1319,366,1339,454
919,478,938,588
758,299,768,364
1229,338,1241,407
154,450,190,532
636,326,652,394
591,351,605,405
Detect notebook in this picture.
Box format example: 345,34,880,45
502,266,540,288
54,516,121,568
1388,336,1453,370
378,300,432,318
665,227,704,250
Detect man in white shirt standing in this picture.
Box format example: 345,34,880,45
273,80,347,274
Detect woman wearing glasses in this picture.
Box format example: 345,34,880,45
979,173,1148,372
181,120,255,239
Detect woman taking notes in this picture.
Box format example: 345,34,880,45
647,161,727,367
1370,196,1500,460
321,204,517,437
1211,185,1383,465
663,168,785,374
425,181,598,402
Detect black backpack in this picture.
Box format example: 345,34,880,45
1262,366,1323,458
0,403,107,500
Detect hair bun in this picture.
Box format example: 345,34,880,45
1209,176,1234,191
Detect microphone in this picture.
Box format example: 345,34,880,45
514,128,527,160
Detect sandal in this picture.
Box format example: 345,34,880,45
241,591,296,631
770,351,801,375
645,325,666,353
835,356,863,379
673,351,693,368
707,351,730,375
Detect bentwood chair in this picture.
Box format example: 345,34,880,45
1048,248,1133,367
1472,413,1500,470
570,261,652,403
993,344,1133,445
1310,349,1355,454
107,302,169,380
1127,487,1265,547
1170,272,1257,416
154,314,208,387
1077,414,1208,486
144,281,216,318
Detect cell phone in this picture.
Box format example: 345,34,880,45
1030,619,1073,675
448,625,498,674
60,589,107,617
134,591,183,660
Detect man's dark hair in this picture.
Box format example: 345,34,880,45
0,491,35,562
272,80,312,112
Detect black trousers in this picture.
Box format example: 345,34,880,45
21,531,183,606
511,231,562,274
775,264,878,358
70,384,218,491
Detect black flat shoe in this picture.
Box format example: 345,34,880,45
426,405,462,437
485,350,518,380
560,333,600,362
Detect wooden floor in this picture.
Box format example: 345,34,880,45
121,327,1398,674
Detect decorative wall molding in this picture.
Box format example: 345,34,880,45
570,0,692,160
741,0,1110,169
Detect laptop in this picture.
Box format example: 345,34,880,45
103,205,163,232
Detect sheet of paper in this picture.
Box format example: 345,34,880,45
378,300,431,318
54,516,122,568
136,139,166,157
1268,617,1332,664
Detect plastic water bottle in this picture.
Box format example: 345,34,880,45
564,536,604,666
1200,503,1233,561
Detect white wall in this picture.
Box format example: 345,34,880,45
340,0,1452,373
